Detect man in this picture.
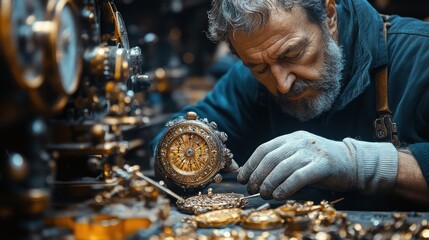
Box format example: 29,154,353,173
154,0,429,208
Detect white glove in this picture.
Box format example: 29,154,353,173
237,131,398,200
224,159,240,172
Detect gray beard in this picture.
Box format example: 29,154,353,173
276,30,345,122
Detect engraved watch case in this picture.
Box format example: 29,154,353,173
155,111,234,192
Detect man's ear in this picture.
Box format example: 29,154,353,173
325,0,338,40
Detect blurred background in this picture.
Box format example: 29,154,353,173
115,0,232,115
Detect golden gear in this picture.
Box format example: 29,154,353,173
155,111,234,191
241,209,284,230
193,208,243,228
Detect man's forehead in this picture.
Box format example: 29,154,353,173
227,7,313,56
227,6,311,41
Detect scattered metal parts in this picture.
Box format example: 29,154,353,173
176,188,248,214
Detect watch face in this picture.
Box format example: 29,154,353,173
158,121,221,188
168,132,209,174
55,1,80,95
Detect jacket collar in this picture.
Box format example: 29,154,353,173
331,0,388,112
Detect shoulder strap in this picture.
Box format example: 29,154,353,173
373,14,400,147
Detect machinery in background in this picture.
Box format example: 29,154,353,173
0,0,167,238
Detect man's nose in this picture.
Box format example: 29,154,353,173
270,64,296,94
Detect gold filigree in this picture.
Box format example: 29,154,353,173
176,189,248,215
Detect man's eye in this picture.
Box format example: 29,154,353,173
256,67,268,74
285,50,304,61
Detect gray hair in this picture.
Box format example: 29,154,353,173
207,0,327,43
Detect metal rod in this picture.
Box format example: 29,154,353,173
240,193,261,200
330,197,345,205
256,202,270,210
135,172,185,202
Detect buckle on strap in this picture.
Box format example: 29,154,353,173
373,114,400,147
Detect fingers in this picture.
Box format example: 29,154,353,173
223,159,239,172
259,151,311,199
235,131,345,200
237,144,273,184
238,131,328,199
237,135,289,184
246,145,297,195
272,162,328,200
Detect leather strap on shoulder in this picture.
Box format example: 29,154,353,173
373,14,400,147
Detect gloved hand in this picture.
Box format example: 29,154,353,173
224,159,240,172
237,131,398,200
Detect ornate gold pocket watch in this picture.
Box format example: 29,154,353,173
155,111,234,192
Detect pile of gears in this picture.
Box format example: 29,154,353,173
152,199,429,240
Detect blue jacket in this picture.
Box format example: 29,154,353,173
153,0,429,185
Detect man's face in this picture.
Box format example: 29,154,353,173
229,7,344,121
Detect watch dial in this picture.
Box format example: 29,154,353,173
56,2,80,95
168,133,209,174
